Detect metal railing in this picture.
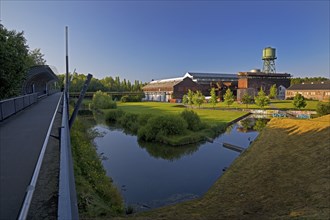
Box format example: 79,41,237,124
58,92,79,219
0,93,38,121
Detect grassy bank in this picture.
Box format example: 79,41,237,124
70,115,125,218
104,102,247,145
113,115,330,219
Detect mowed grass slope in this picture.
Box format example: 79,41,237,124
116,102,246,125
115,115,330,220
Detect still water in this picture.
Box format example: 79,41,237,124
93,117,262,210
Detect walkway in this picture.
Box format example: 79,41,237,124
0,93,62,219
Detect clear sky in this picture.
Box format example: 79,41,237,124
1,0,329,82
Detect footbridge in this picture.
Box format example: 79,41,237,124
0,66,80,219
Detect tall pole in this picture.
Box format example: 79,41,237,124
65,26,69,94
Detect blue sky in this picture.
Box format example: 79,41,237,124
1,0,329,82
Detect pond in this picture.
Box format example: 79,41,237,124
92,116,267,211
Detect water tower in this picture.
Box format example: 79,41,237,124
262,47,277,73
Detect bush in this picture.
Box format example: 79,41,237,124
138,115,187,142
117,112,139,133
180,109,203,131
92,90,117,109
120,94,143,102
105,109,124,122
316,101,330,116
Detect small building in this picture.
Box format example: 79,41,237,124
286,81,330,101
142,77,201,102
237,69,291,101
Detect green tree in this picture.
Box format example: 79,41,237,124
187,89,194,108
223,88,235,107
209,88,218,109
241,93,253,108
192,90,205,108
316,100,330,116
255,88,270,109
182,94,189,106
26,48,46,66
269,84,277,99
293,93,307,109
0,24,30,99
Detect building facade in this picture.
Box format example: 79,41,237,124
286,81,330,101
237,69,291,101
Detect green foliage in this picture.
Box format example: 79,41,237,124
255,88,270,108
291,77,329,85
105,109,125,122
269,84,277,99
241,93,253,108
187,89,194,107
293,93,307,109
120,94,143,102
26,48,46,66
70,117,124,217
138,115,188,142
209,88,218,109
316,101,330,116
180,109,203,131
91,90,117,109
0,24,30,99
223,88,235,107
182,94,189,105
192,90,205,108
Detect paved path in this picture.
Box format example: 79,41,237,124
0,93,62,220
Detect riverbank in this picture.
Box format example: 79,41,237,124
103,102,247,146
70,115,125,218
113,115,330,219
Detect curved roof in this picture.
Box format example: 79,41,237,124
22,65,59,95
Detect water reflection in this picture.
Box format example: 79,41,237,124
138,141,200,161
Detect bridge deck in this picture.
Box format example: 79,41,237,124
0,93,62,219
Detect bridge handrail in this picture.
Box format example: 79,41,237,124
0,93,38,121
18,93,63,220
58,92,79,219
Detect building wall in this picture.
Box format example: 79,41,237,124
286,90,330,101
173,78,201,99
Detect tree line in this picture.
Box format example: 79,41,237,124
57,73,145,92
0,24,46,99
291,77,329,85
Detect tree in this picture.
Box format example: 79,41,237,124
293,93,307,109
316,100,330,116
223,88,235,107
187,89,194,108
26,48,46,67
269,84,277,99
192,90,205,108
255,88,270,109
0,24,31,99
182,94,189,106
209,88,218,109
241,93,253,108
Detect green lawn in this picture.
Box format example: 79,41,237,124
201,99,319,110
116,102,246,125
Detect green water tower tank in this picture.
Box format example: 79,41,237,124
262,47,276,60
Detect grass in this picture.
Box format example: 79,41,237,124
202,99,319,110
113,114,330,219
115,102,246,125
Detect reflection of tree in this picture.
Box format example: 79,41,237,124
253,119,268,132
138,141,201,161
225,125,234,134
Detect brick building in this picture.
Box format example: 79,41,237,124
286,81,330,101
237,69,291,101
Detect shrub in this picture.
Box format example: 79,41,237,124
316,101,330,116
120,94,143,102
105,109,124,122
117,112,139,133
180,109,203,131
120,95,128,103
138,115,187,142
92,91,117,109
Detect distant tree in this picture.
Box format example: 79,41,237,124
241,93,253,108
209,88,218,109
269,84,277,99
182,94,189,106
187,89,194,108
223,88,235,107
291,77,329,85
0,24,31,99
192,90,205,108
316,100,330,116
26,48,46,66
255,88,270,109
293,93,307,109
